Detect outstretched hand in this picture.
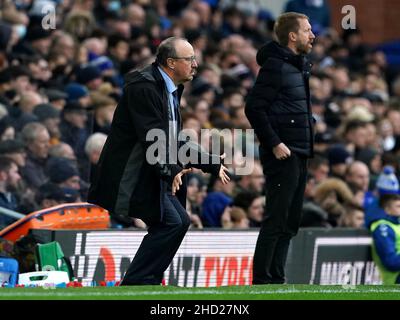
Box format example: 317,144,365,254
172,168,192,195
219,153,230,185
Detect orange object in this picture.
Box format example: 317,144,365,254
0,202,110,242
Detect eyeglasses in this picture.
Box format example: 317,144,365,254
170,56,197,63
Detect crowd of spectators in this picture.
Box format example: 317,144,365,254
0,0,400,231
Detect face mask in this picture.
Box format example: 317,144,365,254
14,25,27,39
108,1,121,12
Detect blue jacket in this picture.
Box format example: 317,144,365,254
370,213,400,278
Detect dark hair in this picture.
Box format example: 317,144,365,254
274,12,309,46
155,37,187,67
0,156,15,172
233,191,260,212
344,120,368,135
379,193,400,209
108,34,128,48
221,88,241,101
308,155,329,170
35,182,66,204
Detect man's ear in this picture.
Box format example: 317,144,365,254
167,58,175,70
289,31,297,42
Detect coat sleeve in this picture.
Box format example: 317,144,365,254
244,62,282,149
126,85,183,185
181,140,221,176
372,223,400,271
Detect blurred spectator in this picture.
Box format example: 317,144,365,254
191,98,212,129
230,206,250,229
46,157,81,202
202,191,233,228
0,66,34,108
26,55,52,84
0,139,26,168
35,182,71,209
0,22,19,54
43,88,68,111
364,165,400,225
304,173,317,201
64,9,96,41
327,145,352,179
379,118,396,152
356,147,382,189
342,28,370,72
0,116,15,141
33,103,61,145
313,177,356,227
91,92,117,134
84,132,107,182
60,101,90,172
11,90,43,131
308,155,329,184
107,34,130,71
182,113,201,141
346,161,370,192
234,160,264,195
208,164,235,193
301,173,330,227
233,191,264,228
342,120,369,157
64,83,91,107
369,193,400,284
48,142,77,162
14,26,53,57
49,31,77,64
284,0,331,30
186,173,207,224
20,122,50,190
337,203,365,229
0,157,21,228
75,65,103,90
190,76,216,105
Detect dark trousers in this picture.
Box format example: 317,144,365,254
253,153,307,284
120,192,190,285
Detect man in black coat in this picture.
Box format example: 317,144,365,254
245,12,315,284
88,37,229,285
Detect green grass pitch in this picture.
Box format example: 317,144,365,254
0,285,399,300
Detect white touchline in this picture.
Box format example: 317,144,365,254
1,288,400,297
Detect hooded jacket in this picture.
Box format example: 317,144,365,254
245,41,314,159
88,63,221,224
369,213,400,284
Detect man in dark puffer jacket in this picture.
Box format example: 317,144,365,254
245,12,315,284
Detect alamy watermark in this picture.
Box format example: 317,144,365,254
341,5,356,30
41,3,57,30
145,124,256,175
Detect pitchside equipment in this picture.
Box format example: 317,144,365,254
0,203,110,242
0,256,19,286
18,270,69,287
35,241,74,281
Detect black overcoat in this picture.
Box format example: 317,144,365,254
245,41,315,160
88,63,220,224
